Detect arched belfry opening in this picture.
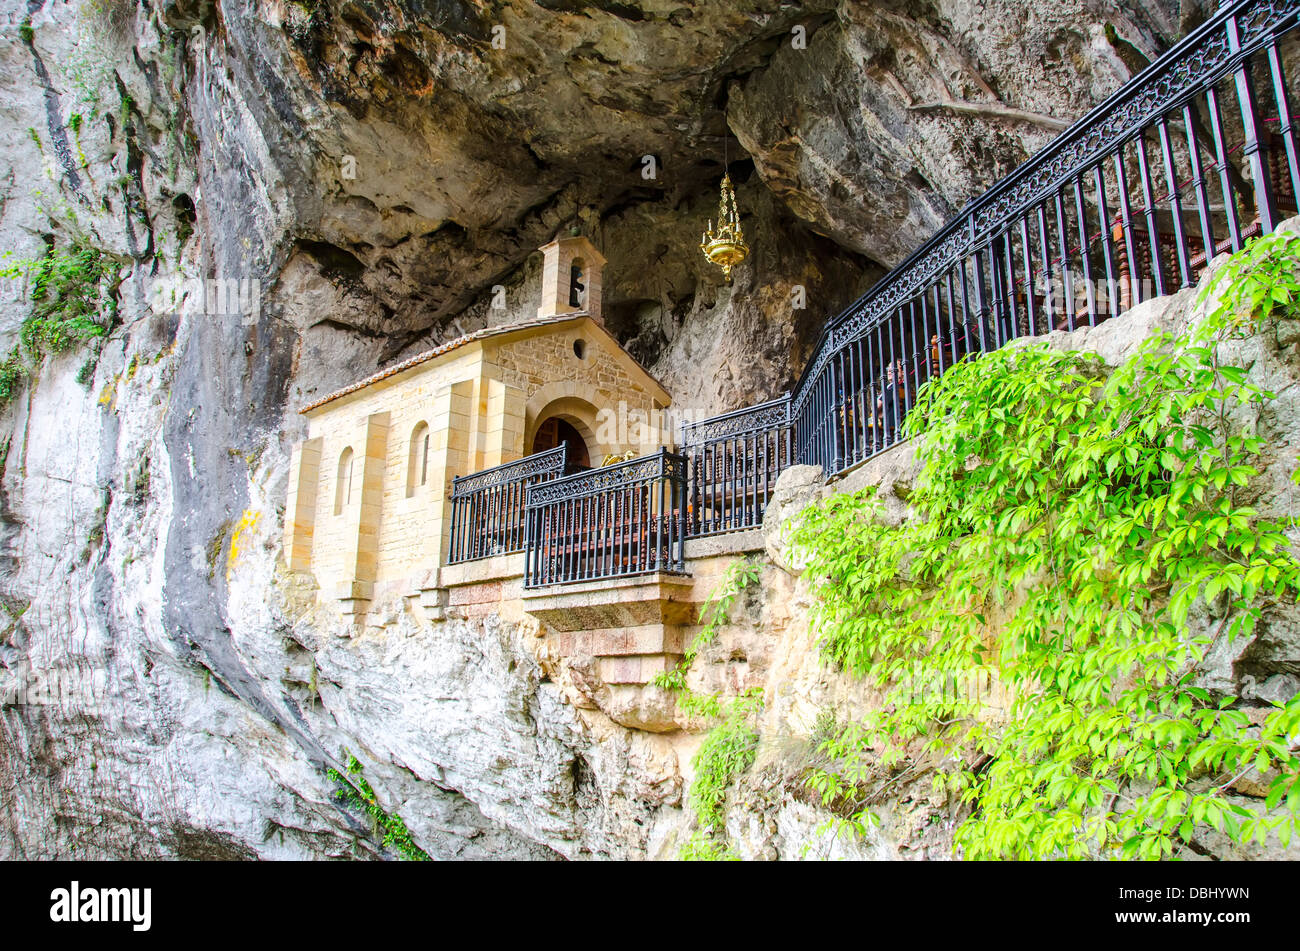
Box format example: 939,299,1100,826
569,259,586,308
532,416,591,469
285,227,673,623
538,234,606,325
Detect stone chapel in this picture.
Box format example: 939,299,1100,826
282,234,673,616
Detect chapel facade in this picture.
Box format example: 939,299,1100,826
282,234,673,616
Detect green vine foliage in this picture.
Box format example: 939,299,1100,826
327,751,430,861
654,556,761,717
791,232,1300,860
0,348,24,405
652,557,763,859
0,243,116,405
680,691,762,861
19,243,115,357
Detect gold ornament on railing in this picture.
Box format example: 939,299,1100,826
700,174,748,280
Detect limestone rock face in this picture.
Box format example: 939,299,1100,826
730,0,1190,267
0,0,1235,860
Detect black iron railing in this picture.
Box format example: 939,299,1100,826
451,0,1300,588
446,445,570,564
790,0,1300,475
681,395,793,536
523,449,688,588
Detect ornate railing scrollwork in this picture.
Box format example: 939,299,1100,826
454,0,1300,583
523,449,688,587
446,445,570,564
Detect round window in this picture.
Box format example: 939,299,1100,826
573,339,587,359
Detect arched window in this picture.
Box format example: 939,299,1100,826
407,422,430,497
569,258,586,308
334,447,354,516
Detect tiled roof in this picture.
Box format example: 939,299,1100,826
299,313,585,414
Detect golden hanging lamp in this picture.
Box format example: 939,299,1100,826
700,173,749,281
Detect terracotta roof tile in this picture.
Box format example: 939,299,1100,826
299,314,584,414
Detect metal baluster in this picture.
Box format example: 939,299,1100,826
1092,163,1118,322
834,349,846,473
675,458,685,570
957,257,976,356
1266,40,1300,208
566,496,576,583
739,433,749,528
504,481,514,553
1183,101,1217,271
988,236,1007,347
944,268,961,368
1136,128,1168,298
1072,176,1098,325
491,484,501,556
449,489,460,563
1229,27,1279,233
1035,204,1054,330
919,287,935,388
1113,144,1141,310
1157,116,1193,287
657,458,666,572
691,446,701,536
702,442,711,534
553,497,563,583
853,336,866,462
522,499,531,585
1013,216,1034,337
783,397,793,473
968,214,990,352
906,301,922,421
546,504,556,586
1206,83,1244,253
1053,190,1078,331
641,471,651,574
738,433,748,527
470,490,481,560
604,486,612,575
1003,226,1022,339
865,329,878,455
617,483,627,575
579,494,588,581
886,318,901,448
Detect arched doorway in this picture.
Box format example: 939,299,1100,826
532,416,591,469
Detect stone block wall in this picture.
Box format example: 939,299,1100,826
284,320,671,615
288,349,482,610
494,322,668,457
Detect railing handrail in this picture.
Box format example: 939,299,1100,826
522,447,689,586
457,0,1300,582
680,393,791,445
789,0,1300,415
450,444,568,496
525,448,687,506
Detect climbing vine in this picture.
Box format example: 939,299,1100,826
678,690,762,861
0,348,23,405
20,243,116,356
654,556,761,716
791,232,1300,860
652,557,764,859
0,242,118,404
327,751,430,861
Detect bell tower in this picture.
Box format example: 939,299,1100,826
538,233,606,325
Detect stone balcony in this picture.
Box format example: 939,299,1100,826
427,528,765,731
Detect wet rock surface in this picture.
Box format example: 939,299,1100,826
0,0,1239,859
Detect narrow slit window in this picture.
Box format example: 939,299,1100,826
334,447,354,515
407,422,430,497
